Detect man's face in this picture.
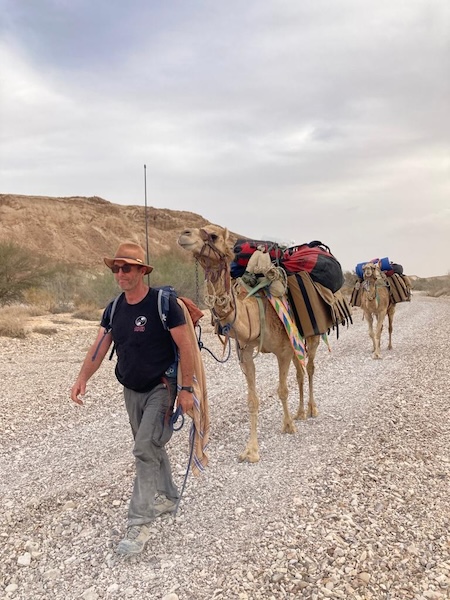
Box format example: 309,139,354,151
112,262,145,291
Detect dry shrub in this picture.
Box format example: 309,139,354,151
0,306,30,338
22,288,55,311
32,326,58,336
72,305,103,321
27,305,48,317
0,305,32,319
413,275,450,297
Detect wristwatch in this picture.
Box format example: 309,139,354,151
180,385,194,393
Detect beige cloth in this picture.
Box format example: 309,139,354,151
176,299,210,476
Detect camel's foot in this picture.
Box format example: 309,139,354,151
372,352,382,360
307,404,319,418
282,420,296,434
388,344,393,350
294,408,306,421
238,447,260,463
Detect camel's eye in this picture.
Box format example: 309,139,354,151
210,234,218,242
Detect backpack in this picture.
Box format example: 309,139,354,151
230,239,286,279
385,263,404,277
281,241,344,293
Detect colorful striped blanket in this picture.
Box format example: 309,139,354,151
264,291,306,367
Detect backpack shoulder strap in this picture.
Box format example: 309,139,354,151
106,292,124,333
106,292,125,359
91,292,124,362
157,286,177,330
157,287,180,377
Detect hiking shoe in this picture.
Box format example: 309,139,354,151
154,494,176,517
116,525,151,556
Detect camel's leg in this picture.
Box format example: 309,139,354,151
294,335,319,419
373,311,387,359
275,350,296,434
238,347,260,463
387,304,395,350
366,312,376,353
292,353,306,420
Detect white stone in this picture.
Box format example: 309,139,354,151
81,588,99,600
17,552,31,566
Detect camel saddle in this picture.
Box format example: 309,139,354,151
287,272,352,338
350,273,411,306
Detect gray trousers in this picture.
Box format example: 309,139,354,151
123,379,179,526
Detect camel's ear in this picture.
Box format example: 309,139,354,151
222,228,235,258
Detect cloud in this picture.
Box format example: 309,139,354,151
1,0,449,277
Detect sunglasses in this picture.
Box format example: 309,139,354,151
111,264,136,274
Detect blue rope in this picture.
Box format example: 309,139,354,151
173,422,196,518
196,324,232,363
169,405,185,431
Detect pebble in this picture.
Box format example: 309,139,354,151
17,552,31,566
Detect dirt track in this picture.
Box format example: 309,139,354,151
1,293,449,600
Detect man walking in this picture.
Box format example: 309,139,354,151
71,241,195,556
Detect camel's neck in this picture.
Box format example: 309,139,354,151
203,268,235,320
363,275,386,302
201,263,264,346
363,277,376,300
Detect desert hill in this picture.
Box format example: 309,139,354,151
0,193,225,269
1,194,448,296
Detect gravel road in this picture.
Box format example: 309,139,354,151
1,292,449,600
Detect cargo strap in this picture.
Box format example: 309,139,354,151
235,278,266,357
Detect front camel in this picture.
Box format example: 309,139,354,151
178,225,320,463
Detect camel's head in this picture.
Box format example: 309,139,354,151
362,261,382,280
177,225,234,267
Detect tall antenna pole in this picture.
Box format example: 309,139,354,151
144,164,150,285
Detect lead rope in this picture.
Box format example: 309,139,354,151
173,421,196,518
165,378,196,518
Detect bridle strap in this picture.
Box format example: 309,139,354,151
198,228,231,292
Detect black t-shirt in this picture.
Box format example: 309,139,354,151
100,288,186,392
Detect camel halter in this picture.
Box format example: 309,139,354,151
362,268,388,305
197,228,231,292
196,229,258,360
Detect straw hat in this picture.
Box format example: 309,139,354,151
104,242,153,274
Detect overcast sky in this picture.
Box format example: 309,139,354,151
1,0,449,277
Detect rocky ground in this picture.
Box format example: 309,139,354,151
0,293,449,600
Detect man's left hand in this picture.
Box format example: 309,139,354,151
178,390,194,414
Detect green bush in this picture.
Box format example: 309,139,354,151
0,241,51,306
148,255,202,303
1,242,205,313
